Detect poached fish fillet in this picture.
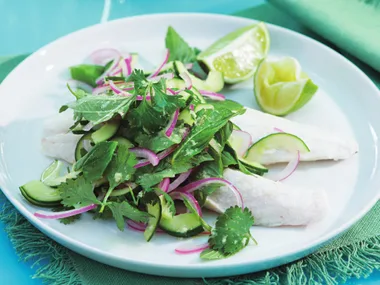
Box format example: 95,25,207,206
206,169,329,227
231,107,358,165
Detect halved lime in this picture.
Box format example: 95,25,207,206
254,57,318,116
197,22,270,84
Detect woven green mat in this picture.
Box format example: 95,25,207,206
1,2,380,285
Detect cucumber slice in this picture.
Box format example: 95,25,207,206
228,130,252,158
245,133,310,162
144,197,162,242
178,109,195,126
174,61,224,92
195,103,214,113
111,136,134,148
20,187,61,208
239,159,268,174
159,213,204,238
75,133,93,161
20,180,62,205
144,62,175,76
166,78,203,102
91,121,120,144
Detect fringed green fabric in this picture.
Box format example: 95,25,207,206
206,236,380,285
0,193,81,285
1,190,379,285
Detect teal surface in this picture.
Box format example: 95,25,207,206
0,1,378,284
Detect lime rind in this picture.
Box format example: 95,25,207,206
197,22,270,84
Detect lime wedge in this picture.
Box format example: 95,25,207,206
254,57,318,116
197,22,270,84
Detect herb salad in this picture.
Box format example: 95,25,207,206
19,25,276,260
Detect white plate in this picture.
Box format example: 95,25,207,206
0,13,379,278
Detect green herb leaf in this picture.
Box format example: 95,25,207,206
165,26,197,63
135,127,185,152
106,144,137,190
172,101,245,163
74,141,118,182
128,69,148,94
214,121,233,149
107,201,150,231
68,94,136,125
69,64,105,87
59,214,81,225
127,98,166,133
137,152,213,190
152,80,186,114
200,249,229,260
58,176,100,207
207,206,254,258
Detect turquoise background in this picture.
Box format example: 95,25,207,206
0,0,379,284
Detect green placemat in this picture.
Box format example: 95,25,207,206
1,3,380,285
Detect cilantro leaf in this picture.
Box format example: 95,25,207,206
172,101,245,163
207,206,255,258
127,98,166,133
59,214,81,225
200,249,229,260
165,26,197,63
128,69,148,94
75,141,118,182
69,64,105,87
107,201,150,231
58,176,100,207
106,144,137,190
151,80,186,114
68,94,136,125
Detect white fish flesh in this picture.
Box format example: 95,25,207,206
231,107,358,165
205,169,329,227
41,110,81,164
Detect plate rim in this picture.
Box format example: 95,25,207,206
1,12,379,278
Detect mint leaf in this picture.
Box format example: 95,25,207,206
207,206,255,257
68,94,136,125
172,101,245,163
137,152,213,190
58,176,100,207
165,26,196,63
135,127,185,152
106,144,137,190
70,64,105,87
75,141,118,182
214,121,233,149
108,201,150,231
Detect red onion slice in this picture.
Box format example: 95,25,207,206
126,220,164,233
92,85,109,95
189,104,195,111
134,145,177,169
168,170,192,193
273,151,300,182
131,147,159,167
34,204,97,219
199,90,225,101
125,57,132,75
230,130,252,157
159,178,170,193
170,192,202,217
148,49,170,78
177,178,244,208
175,242,209,254
166,88,176,95
89,48,122,65
109,80,129,95
110,67,122,76
274,127,284,132
165,109,180,137
179,72,192,89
